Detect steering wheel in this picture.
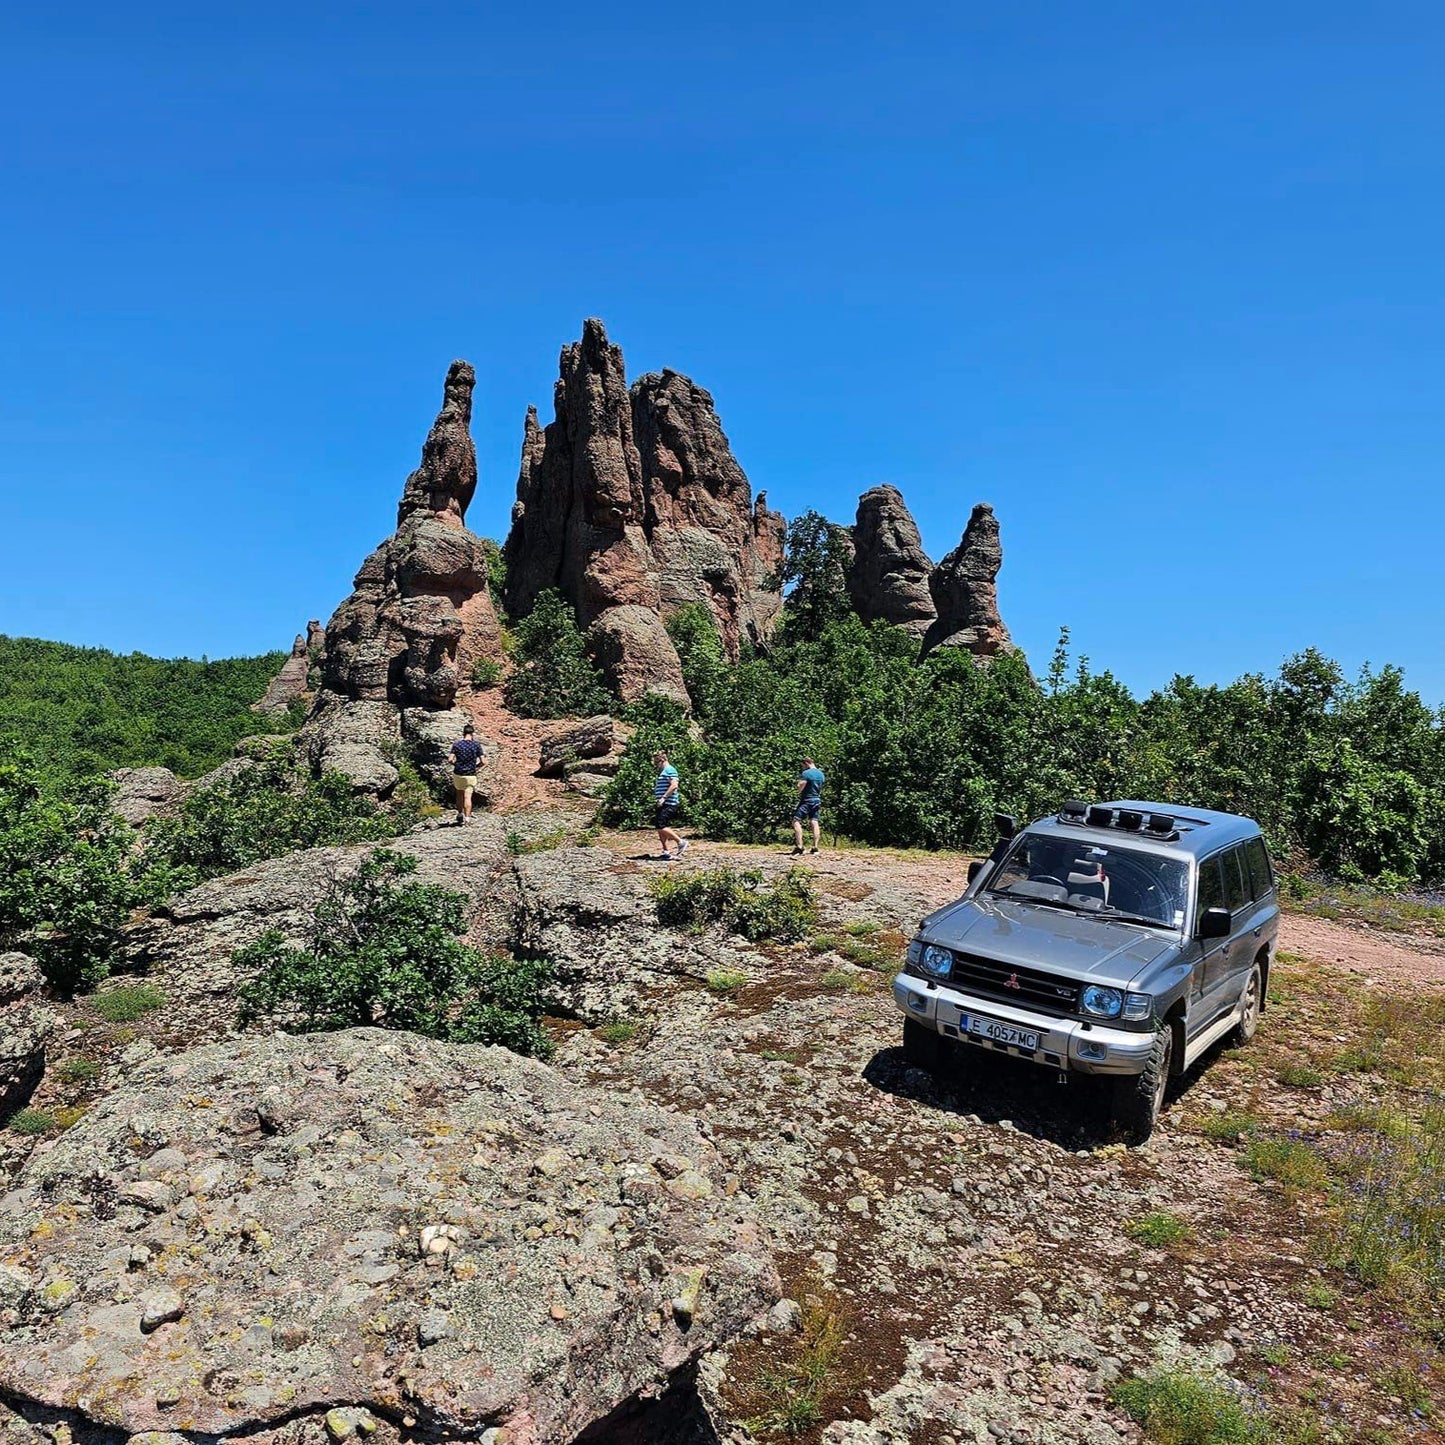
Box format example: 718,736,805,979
1030,874,1066,888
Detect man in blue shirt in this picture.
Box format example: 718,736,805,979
653,750,689,861
792,756,826,855
449,723,483,826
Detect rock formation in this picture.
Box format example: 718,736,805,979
0,1028,778,1443
847,485,938,638
0,953,53,1120
251,620,323,714
307,362,502,792
922,502,1015,659
504,320,784,705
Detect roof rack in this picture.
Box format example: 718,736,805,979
1057,800,1180,842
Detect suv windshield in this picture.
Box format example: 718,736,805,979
986,831,1188,929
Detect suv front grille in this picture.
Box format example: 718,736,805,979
945,951,1080,1016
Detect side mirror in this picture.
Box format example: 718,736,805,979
994,812,1018,840
967,860,985,885
1198,906,1231,940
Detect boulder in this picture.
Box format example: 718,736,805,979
922,503,1015,660
586,606,690,709
847,485,937,638
303,696,402,796
538,716,620,777
109,767,185,828
0,953,53,1120
504,320,786,701
0,1029,778,1443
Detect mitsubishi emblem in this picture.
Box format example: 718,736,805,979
1004,973,1021,990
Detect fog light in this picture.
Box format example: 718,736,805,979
1078,1041,1107,1062
909,994,927,1012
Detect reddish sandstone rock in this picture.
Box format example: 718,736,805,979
847,485,937,639
922,502,1015,659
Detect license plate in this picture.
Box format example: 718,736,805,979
960,1013,1041,1052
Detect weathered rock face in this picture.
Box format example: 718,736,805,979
504,321,784,703
538,715,623,778
309,362,502,792
587,605,690,709
108,766,185,828
0,953,52,1119
251,620,323,715
922,503,1015,659
0,1028,778,1444
847,485,938,638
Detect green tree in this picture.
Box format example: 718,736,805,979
503,591,613,719
772,511,855,641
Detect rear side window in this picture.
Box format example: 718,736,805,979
1196,855,1225,926
1222,847,1251,913
1244,837,1273,899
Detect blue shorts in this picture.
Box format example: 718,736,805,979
794,799,822,822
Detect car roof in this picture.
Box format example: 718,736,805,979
1022,800,1262,861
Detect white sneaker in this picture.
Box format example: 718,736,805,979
660,851,675,861
677,839,690,856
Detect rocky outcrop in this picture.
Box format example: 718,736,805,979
538,715,623,777
108,766,185,828
0,1028,778,1443
251,621,323,714
922,503,1015,659
847,485,938,638
0,953,52,1119
308,362,502,792
504,320,784,704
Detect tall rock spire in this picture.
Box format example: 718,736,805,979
922,503,1014,659
397,360,478,527
846,485,937,639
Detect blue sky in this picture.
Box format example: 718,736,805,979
2,2,1442,701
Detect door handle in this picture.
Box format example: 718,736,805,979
1253,926,1262,937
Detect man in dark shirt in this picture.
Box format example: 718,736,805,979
449,723,483,825
791,756,826,855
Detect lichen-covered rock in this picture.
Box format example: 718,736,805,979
922,503,1015,660
0,1029,778,1443
0,953,52,1119
847,485,937,639
538,716,622,778
108,767,185,828
303,695,402,796
504,321,786,702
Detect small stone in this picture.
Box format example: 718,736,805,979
139,1288,184,1333
418,1310,451,1346
419,1223,463,1258
764,1298,802,1334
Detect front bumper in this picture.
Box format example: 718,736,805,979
893,972,1157,1076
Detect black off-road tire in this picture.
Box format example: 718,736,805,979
1113,1024,1173,1145
1229,964,1263,1047
903,1018,947,1073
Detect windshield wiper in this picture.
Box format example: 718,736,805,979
1093,907,1172,929
989,890,1076,912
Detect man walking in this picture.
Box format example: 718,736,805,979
450,722,483,825
653,750,689,861
792,756,826,855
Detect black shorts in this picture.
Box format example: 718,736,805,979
654,802,681,830
794,799,822,822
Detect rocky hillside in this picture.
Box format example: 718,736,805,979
4,811,1443,1444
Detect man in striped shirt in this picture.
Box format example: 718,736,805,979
653,750,689,861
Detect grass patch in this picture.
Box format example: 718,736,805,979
840,918,881,937
596,1020,640,1044
1259,1341,1291,1368
736,1294,851,1440
505,826,574,856
819,967,872,994
1201,1112,1260,1145
809,927,905,972
705,968,749,996
1125,1211,1190,1248
652,866,819,943
6,1108,55,1136
89,983,166,1023
1244,1138,1329,1194
54,1056,101,1086
1300,1282,1338,1310
1112,1368,1259,1444
1276,1063,1323,1089
1279,874,1445,937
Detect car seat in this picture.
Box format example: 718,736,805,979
1066,859,1110,907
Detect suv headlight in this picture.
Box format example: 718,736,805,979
1080,985,1123,1018
919,944,953,979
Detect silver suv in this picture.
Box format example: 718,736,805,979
893,800,1278,1142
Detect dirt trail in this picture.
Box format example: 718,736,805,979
460,686,574,812
1278,912,1445,986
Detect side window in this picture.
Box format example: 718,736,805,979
1245,837,1273,900
1223,847,1251,914
1196,855,1225,931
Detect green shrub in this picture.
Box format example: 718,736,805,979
1112,1368,1260,1444
1244,1138,1329,1193
143,761,407,884
469,658,503,690
705,968,748,995
1276,1063,1323,1089
597,1020,640,1044
1125,1211,1190,1247
1201,1112,1260,1145
651,866,819,942
90,983,166,1023
503,591,612,720
54,1056,101,1085
6,1108,56,1136
235,849,552,1058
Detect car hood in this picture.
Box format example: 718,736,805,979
922,895,1177,986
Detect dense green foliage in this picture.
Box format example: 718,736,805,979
767,511,854,641
650,865,819,942
503,590,612,719
0,634,297,778
0,760,171,993
143,757,410,884
235,849,553,1057
604,612,1445,886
